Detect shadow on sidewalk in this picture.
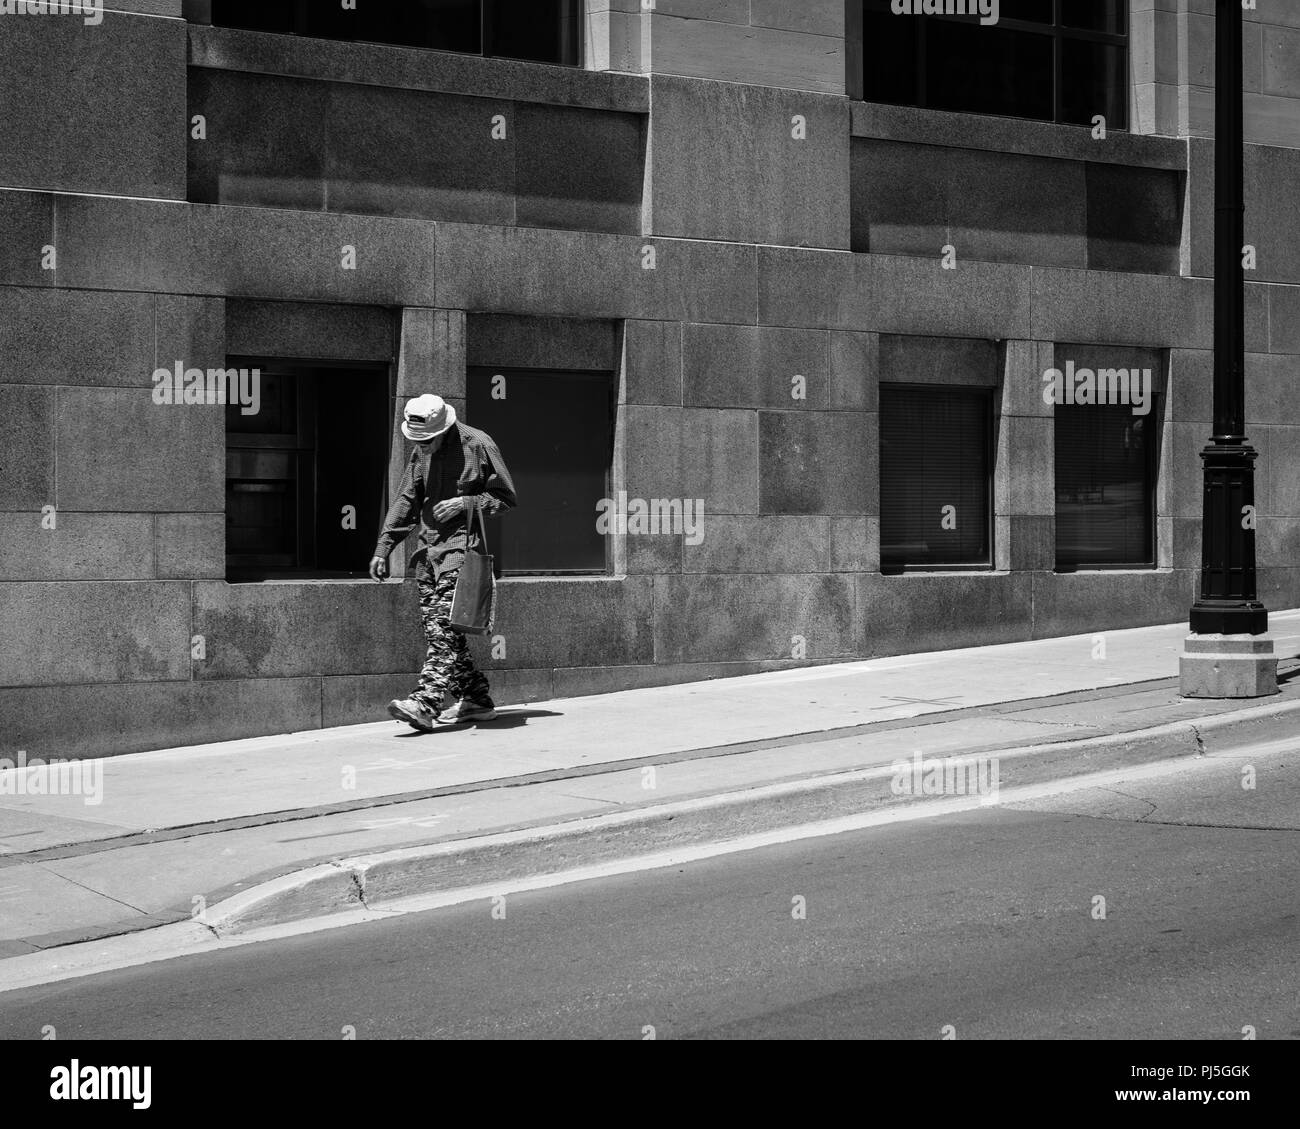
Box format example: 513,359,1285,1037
393,708,563,737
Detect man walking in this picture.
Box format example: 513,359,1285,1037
369,394,517,730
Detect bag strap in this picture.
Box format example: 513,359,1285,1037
467,497,489,555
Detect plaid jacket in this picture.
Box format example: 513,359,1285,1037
374,423,517,577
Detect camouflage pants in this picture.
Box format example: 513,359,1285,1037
412,568,493,711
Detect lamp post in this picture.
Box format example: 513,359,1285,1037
1179,0,1277,697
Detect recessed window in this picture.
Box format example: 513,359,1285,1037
857,0,1128,129
210,0,582,66
467,367,614,576
1054,400,1156,570
226,359,390,581
879,385,994,572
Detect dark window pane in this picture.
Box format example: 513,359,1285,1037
926,21,1054,121
1000,0,1054,24
1055,403,1155,569
880,386,992,571
489,0,580,65
862,2,920,107
467,368,612,575
1061,0,1126,34
854,2,1126,129
227,362,389,581
211,0,583,64
210,0,294,34
1061,38,1127,126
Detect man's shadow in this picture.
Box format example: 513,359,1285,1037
394,708,562,737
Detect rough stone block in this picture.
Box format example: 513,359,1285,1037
995,514,1055,573
0,581,191,687
1085,162,1183,275
1031,270,1211,349
0,513,154,582
490,578,654,668
56,387,224,513
467,314,617,372
623,320,683,406
155,514,225,580
653,573,856,663
0,677,322,761
850,138,946,256
1000,339,1056,418
0,288,154,387
399,308,464,399
156,295,226,378
1259,426,1300,516
0,11,185,199
1168,349,1214,424
188,68,329,212
684,324,841,409
1030,570,1190,640
227,300,393,362
856,572,1033,656
624,531,684,575
649,14,845,96
648,76,849,248
192,580,424,679
759,411,874,516
515,102,645,235
684,515,873,574
829,331,876,412
1268,285,1300,354
950,147,1087,269
1246,352,1300,426
624,406,758,514
0,387,55,509
880,333,1000,387
0,191,55,288
435,224,755,325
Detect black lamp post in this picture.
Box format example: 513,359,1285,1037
1187,0,1268,638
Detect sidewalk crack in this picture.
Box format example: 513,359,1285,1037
1097,787,1159,820
37,864,150,917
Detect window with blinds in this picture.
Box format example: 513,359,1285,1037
1054,402,1155,569
879,386,993,572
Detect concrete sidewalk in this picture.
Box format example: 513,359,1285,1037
3,612,1300,958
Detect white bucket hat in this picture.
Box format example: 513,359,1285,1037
401,394,457,442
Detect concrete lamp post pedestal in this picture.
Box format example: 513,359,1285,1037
1179,2,1274,701
1180,634,1278,698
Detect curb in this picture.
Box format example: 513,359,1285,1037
201,697,1300,936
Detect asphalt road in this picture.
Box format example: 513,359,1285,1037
1,749,1296,1040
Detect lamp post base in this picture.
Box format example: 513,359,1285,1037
1179,634,1278,699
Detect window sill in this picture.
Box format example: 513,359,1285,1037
188,25,649,114
850,102,1186,172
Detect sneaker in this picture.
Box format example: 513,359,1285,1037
387,698,439,732
436,699,498,724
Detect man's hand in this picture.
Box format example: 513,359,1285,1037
368,556,390,582
432,496,470,523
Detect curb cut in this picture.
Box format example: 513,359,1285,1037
202,699,1300,937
